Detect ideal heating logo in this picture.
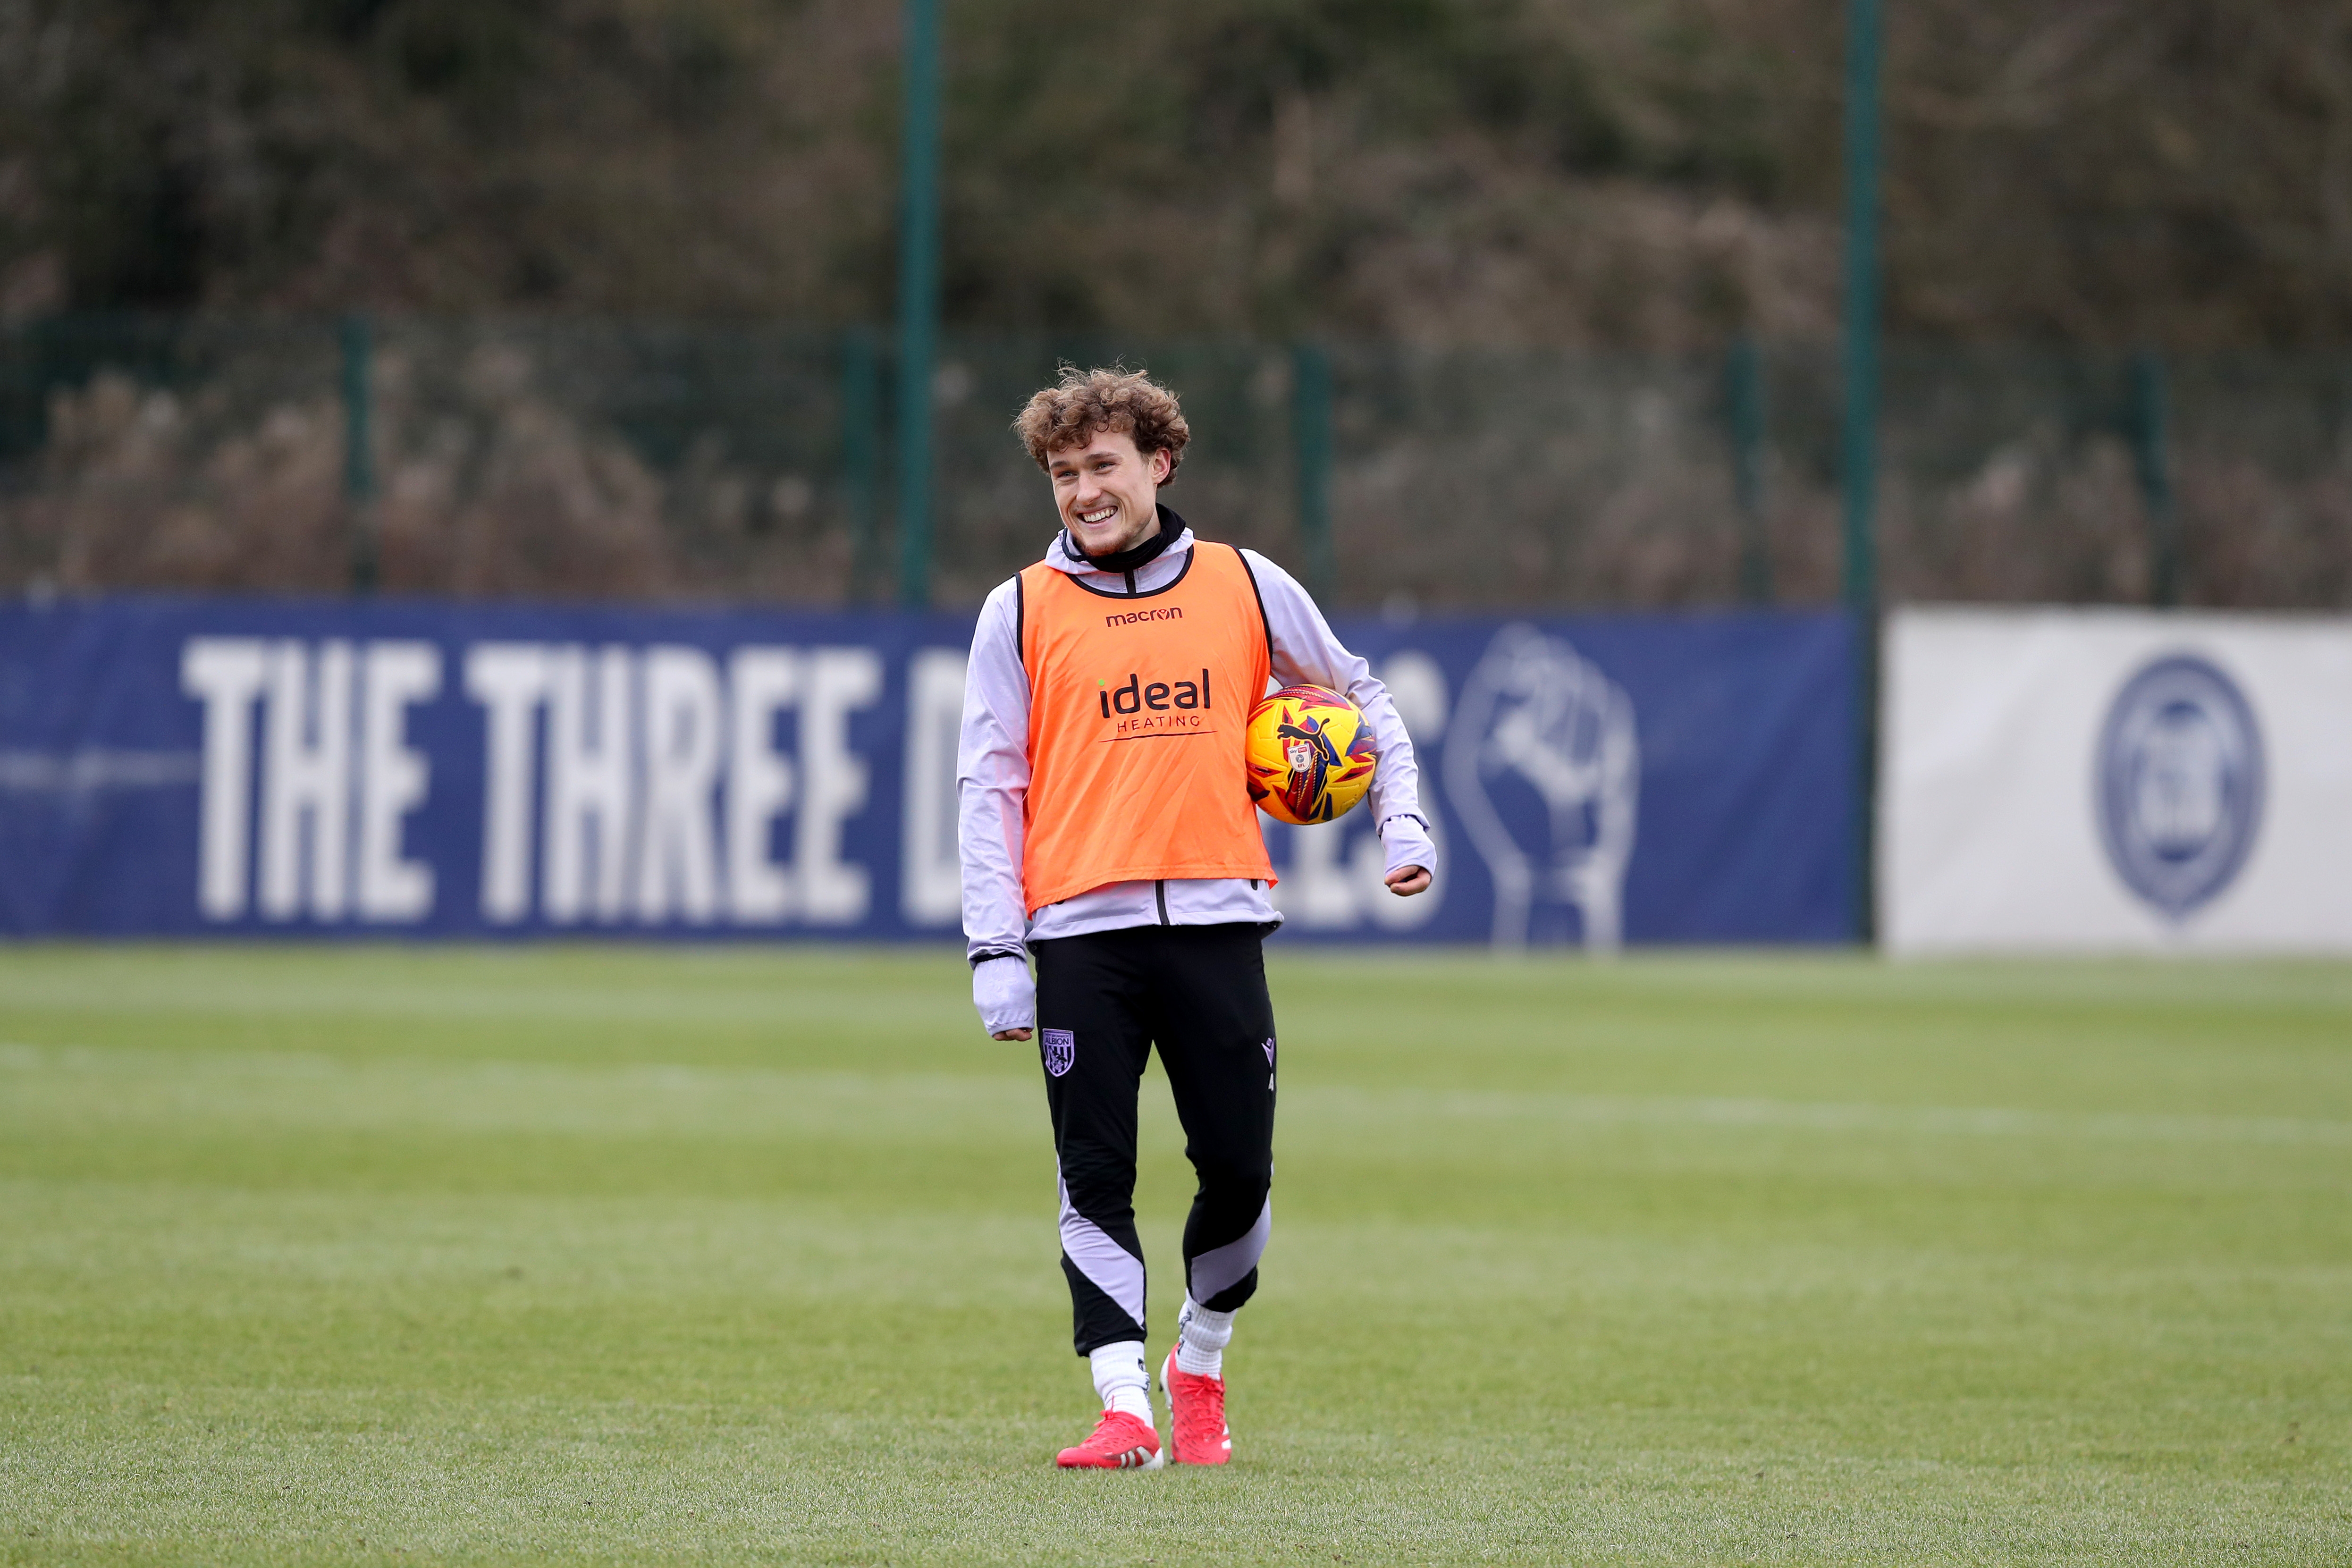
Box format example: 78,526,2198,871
1097,668,1215,736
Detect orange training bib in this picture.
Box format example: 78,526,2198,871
1018,541,1276,914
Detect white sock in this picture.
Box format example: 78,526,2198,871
1089,1340,1153,1423
1174,1294,1235,1378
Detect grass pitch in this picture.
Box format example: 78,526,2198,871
1,945,2347,1565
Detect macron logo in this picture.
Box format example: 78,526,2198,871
1104,607,1183,628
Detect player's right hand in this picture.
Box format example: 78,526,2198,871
973,954,1036,1040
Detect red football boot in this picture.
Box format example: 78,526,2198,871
1161,1348,1231,1465
1054,1408,1164,1470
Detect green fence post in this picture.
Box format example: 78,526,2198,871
841,326,883,603
2132,350,2178,607
1728,337,1773,603
1839,0,1883,944
340,314,377,595
894,0,944,609
1292,342,1335,603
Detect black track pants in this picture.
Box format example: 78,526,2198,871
1032,921,1278,1357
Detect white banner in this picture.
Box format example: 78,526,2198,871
1880,607,2352,954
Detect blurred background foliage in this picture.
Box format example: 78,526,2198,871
2,0,2348,350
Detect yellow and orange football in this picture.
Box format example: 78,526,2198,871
1245,684,1379,826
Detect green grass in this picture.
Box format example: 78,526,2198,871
2,945,2348,1565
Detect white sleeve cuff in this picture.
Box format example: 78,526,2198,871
1379,814,1435,880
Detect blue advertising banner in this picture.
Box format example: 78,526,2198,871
0,596,1854,944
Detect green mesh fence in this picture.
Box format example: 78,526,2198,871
0,317,860,602
0,318,342,593
3,316,2348,611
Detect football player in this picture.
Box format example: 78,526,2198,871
957,366,1435,1469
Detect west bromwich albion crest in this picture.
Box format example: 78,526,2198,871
2096,652,2265,919
1042,1028,1076,1077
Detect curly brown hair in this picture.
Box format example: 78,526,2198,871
1012,365,1190,484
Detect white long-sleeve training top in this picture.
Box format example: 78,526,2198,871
957,516,1436,963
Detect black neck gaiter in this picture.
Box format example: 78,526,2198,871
1068,505,1183,573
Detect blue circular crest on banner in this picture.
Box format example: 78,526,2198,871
2095,653,2264,918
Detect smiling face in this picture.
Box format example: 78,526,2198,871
1049,428,1172,558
